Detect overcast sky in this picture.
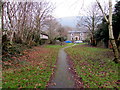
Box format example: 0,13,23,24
3,0,117,18
49,0,117,18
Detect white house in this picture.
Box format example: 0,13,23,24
40,33,49,40
67,29,89,41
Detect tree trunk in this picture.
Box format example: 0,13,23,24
9,30,14,44
96,0,120,63
110,39,120,63
91,33,96,46
109,0,120,63
117,34,120,52
2,2,4,31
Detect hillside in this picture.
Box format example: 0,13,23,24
57,16,80,28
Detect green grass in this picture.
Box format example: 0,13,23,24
44,43,74,48
2,43,74,88
3,66,51,88
65,44,119,88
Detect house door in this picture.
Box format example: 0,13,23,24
75,36,79,41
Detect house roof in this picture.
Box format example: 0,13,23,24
68,30,89,33
40,31,49,36
68,28,90,33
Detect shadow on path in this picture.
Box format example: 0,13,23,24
48,45,76,88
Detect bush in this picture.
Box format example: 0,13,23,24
2,42,28,61
2,43,20,60
28,41,37,46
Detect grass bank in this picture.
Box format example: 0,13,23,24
2,43,74,88
65,44,119,88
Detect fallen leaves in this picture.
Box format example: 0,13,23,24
65,44,119,88
2,45,60,88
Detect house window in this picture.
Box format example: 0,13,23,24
71,33,73,36
71,38,73,40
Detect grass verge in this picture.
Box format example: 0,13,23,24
65,44,119,88
2,43,73,88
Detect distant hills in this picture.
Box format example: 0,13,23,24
57,16,80,28
56,16,89,32
56,16,101,32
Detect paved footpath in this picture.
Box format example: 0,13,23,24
48,45,76,88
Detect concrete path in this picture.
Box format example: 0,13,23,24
48,45,76,88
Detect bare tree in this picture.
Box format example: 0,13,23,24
77,2,102,46
4,2,18,43
44,16,60,44
57,26,66,45
32,2,54,44
2,1,54,45
96,0,120,63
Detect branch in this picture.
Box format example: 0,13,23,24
96,0,109,23
83,24,92,32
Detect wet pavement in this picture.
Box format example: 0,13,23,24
48,45,76,88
